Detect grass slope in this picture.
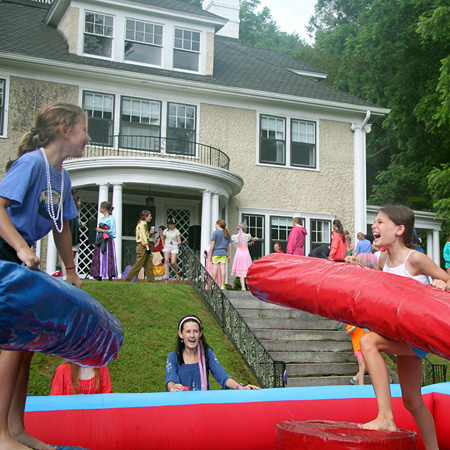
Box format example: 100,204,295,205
28,281,260,395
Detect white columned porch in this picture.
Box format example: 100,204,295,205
211,192,219,230
351,113,371,239
201,190,212,253
112,183,123,278
45,232,57,274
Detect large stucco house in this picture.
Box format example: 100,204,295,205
0,0,442,277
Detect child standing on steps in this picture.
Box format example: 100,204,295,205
208,219,232,290
0,102,87,450
231,222,258,291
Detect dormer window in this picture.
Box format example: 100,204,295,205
125,19,163,65
173,28,200,71
84,12,114,58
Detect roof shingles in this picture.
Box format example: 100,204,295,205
0,0,381,109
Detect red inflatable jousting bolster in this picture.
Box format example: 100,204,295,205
247,254,450,361
275,420,417,450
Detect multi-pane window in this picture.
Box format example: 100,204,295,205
84,12,114,58
270,216,291,253
120,97,161,151
311,219,331,251
0,79,5,136
291,119,316,168
260,115,285,165
83,92,114,146
242,214,264,260
173,28,200,71
124,19,163,65
166,103,196,155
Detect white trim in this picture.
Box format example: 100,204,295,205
288,69,328,80
0,73,10,138
0,54,390,116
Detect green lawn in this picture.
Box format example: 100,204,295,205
28,281,260,395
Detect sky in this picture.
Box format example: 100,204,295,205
258,0,317,42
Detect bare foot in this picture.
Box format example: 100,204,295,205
358,417,397,432
11,430,57,450
0,434,32,450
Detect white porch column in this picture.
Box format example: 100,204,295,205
112,183,123,278
201,190,212,254
45,232,57,274
426,230,433,259
97,183,109,223
433,229,440,266
351,113,371,236
211,192,219,230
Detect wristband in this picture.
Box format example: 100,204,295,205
65,266,76,271
236,383,244,389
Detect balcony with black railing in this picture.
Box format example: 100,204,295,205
79,135,230,170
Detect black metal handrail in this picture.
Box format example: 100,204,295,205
179,243,286,388
78,135,230,170
387,354,447,385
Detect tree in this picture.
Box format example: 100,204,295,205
310,0,450,210
239,0,317,62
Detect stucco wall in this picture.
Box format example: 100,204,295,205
58,6,80,54
199,103,355,233
0,76,79,178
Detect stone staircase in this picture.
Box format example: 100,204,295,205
226,290,371,387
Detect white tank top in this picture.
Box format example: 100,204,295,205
383,250,429,285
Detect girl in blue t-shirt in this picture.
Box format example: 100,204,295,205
207,219,232,290
0,102,90,450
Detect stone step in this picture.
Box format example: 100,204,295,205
286,375,372,387
286,363,357,377
245,318,342,330
255,330,349,342
262,340,353,352
225,290,367,386
255,328,349,341
270,351,356,364
237,308,340,321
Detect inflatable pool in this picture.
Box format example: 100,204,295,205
25,383,450,450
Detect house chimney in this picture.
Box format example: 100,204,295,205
203,0,240,39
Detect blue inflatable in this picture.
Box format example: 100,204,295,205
0,261,123,367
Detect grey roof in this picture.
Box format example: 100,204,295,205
0,0,384,111
122,0,224,21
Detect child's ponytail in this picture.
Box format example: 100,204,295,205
216,219,230,240
7,102,85,171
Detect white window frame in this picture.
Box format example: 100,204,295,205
83,11,115,59
291,119,317,169
0,75,9,138
239,207,334,256
124,18,163,66
173,27,201,72
310,219,332,250
83,91,115,146
257,113,319,171
259,115,286,165
119,96,161,151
